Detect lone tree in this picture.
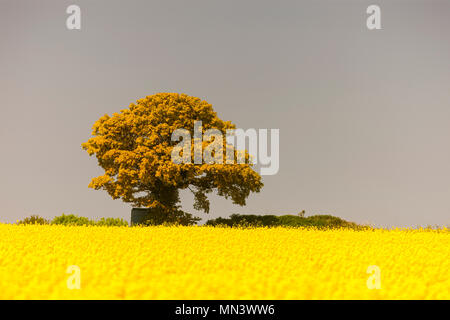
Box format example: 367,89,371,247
82,93,263,221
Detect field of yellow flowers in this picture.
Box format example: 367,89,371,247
0,224,448,299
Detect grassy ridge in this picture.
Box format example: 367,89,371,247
206,214,362,229
17,213,362,229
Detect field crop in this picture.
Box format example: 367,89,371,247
0,224,448,299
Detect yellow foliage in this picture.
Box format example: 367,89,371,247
0,224,448,299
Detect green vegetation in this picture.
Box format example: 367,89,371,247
206,214,362,229
51,214,129,226
95,217,129,227
17,214,129,227
16,212,361,229
51,214,94,226
16,215,50,225
139,209,201,226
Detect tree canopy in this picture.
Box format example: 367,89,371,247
82,93,263,216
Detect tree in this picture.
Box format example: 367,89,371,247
82,93,263,219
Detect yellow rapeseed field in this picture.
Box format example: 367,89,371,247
0,224,448,299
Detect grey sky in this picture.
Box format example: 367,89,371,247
1,0,450,227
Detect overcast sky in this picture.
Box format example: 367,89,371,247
1,0,450,227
